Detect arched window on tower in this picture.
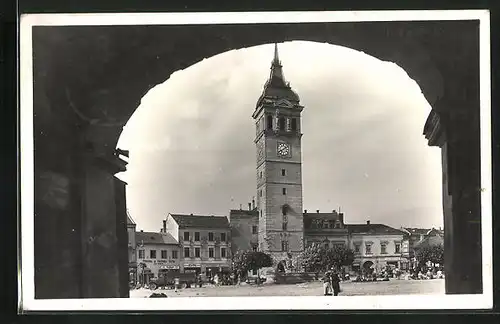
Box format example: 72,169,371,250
282,205,288,231
291,118,297,131
266,115,273,130
279,117,285,131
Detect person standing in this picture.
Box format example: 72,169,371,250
331,272,341,296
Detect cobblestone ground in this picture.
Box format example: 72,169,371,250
130,279,445,298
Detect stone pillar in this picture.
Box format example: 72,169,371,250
423,109,482,294
80,147,129,298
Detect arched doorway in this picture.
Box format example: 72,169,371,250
26,16,484,298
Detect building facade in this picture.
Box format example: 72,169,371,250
135,231,180,281
347,221,410,273
229,205,259,255
253,44,305,260
127,212,137,284
165,213,232,276
303,210,349,248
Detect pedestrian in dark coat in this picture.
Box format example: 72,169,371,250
331,272,341,296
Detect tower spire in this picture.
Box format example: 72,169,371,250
269,43,286,86
273,43,280,65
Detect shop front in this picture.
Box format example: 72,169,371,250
183,263,202,275
158,264,180,277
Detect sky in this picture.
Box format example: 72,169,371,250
116,41,443,232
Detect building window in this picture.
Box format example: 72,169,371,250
279,117,285,130
334,221,341,229
282,240,289,252
184,247,190,258
161,250,167,259
281,168,286,176
282,188,287,195
208,232,214,241
395,243,401,254
221,248,226,258
259,189,262,197
138,250,145,259
252,269,258,275
282,221,288,231
381,243,387,254
209,247,214,258
267,115,273,130
221,233,226,242
195,247,201,258
194,232,200,241
354,244,360,253
324,242,329,249
172,250,178,259
259,171,262,179
252,244,258,252
252,225,258,234
366,244,372,254
260,210,262,218
291,118,297,131
150,250,157,259
282,205,287,216
183,232,190,241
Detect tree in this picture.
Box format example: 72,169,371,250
231,251,273,280
300,244,354,273
415,244,444,268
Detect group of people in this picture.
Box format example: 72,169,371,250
321,270,341,296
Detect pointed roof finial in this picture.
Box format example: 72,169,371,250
273,43,280,65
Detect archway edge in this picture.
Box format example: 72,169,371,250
32,20,478,150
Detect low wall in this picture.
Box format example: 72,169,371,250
274,272,318,285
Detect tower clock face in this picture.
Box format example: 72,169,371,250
277,142,291,157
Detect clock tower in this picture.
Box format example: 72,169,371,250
252,44,304,260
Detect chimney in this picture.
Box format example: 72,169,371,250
366,220,370,225
248,203,251,211
304,209,307,214
140,230,143,232
316,210,320,213
332,209,336,213
162,220,166,233
339,213,344,224
252,199,255,210
190,213,193,216
239,204,242,210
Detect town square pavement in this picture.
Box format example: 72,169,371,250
130,279,445,298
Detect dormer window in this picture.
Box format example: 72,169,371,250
291,118,297,131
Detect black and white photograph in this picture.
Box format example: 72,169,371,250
19,10,492,311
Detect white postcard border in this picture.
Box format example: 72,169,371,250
19,10,492,311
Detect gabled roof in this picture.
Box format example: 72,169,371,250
414,233,444,249
229,209,259,218
404,227,431,235
135,231,178,245
303,211,343,220
347,224,406,236
169,214,230,229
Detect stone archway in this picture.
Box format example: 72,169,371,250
30,20,482,298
